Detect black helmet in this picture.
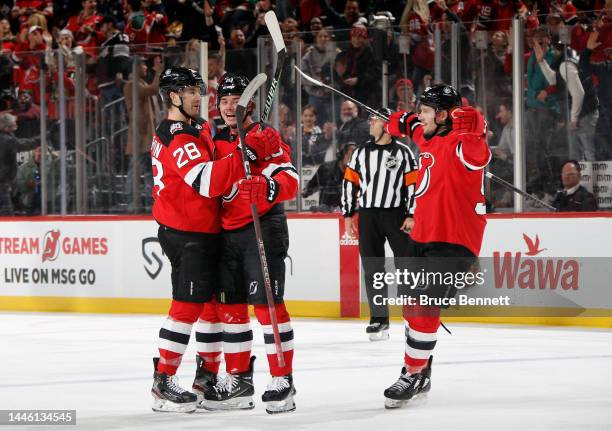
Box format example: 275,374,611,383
418,84,462,111
369,107,393,120
159,67,206,104
216,73,250,109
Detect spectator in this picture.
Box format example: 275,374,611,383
323,0,363,41
400,0,431,93
0,18,16,52
335,100,370,149
302,143,357,211
181,38,200,69
579,30,612,161
12,90,40,138
143,0,168,45
488,101,514,208
279,103,298,155
537,39,599,161
12,25,49,72
65,0,103,57
245,0,273,48
339,26,378,108
394,78,417,112
207,50,226,131
303,16,324,44
436,2,474,101
301,105,334,166
123,55,162,212
301,27,338,124
14,145,44,215
525,26,560,191
56,29,84,70
481,30,512,115
96,16,131,105
552,160,598,211
0,112,40,215
217,1,254,40
225,26,256,78
125,0,148,49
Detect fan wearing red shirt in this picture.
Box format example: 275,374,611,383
149,67,278,414
382,84,491,408
198,73,298,415
65,0,103,56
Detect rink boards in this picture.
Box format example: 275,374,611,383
0,213,611,327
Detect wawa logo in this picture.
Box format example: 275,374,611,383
492,234,579,290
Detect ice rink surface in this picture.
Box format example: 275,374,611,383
1,312,611,431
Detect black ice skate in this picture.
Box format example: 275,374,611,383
201,356,256,411
192,355,218,408
151,357,197,413
383,356,433,409
366,319,390,341
262,374,296,414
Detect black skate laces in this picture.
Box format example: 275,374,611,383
266,376,290,392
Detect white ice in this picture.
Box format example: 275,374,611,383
1,313,611,431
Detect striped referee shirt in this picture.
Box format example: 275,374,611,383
342,138,418,217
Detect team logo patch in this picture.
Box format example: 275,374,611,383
415,152,435,197
249,281,258,295
385,155,398,171
170,122,183,134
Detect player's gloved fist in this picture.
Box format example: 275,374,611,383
238,175,279,204
451,106,487,137
244,125,281,162
384,111,408,137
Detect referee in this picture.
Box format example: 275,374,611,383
342,107,418,341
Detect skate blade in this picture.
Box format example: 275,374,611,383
384,393,428,410
193,389,209,409
265,396,296,415
151,396,197,413
369,329,389,342
200,396,255,411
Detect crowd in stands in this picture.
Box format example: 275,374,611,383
0,0,609,214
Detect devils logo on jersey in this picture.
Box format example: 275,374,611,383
415,152,435,197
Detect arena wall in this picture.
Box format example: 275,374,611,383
0,213,610,327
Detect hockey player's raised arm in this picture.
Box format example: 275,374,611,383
451,107,492,170
385,111,426,148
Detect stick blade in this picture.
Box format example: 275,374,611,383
264,11,285,52
238,73,267,109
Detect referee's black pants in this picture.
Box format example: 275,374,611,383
358,207,410,323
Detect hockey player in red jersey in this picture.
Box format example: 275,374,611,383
198,73,299,414
150,67,280,413
382,84,491,408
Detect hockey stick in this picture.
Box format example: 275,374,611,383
236,73,286,368
297,63,552,212
294,65,388,120
261,11,286,122
485,171,556,211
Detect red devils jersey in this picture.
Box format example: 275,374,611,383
151,118,244,233
396,112,491,255
214,124,299,231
